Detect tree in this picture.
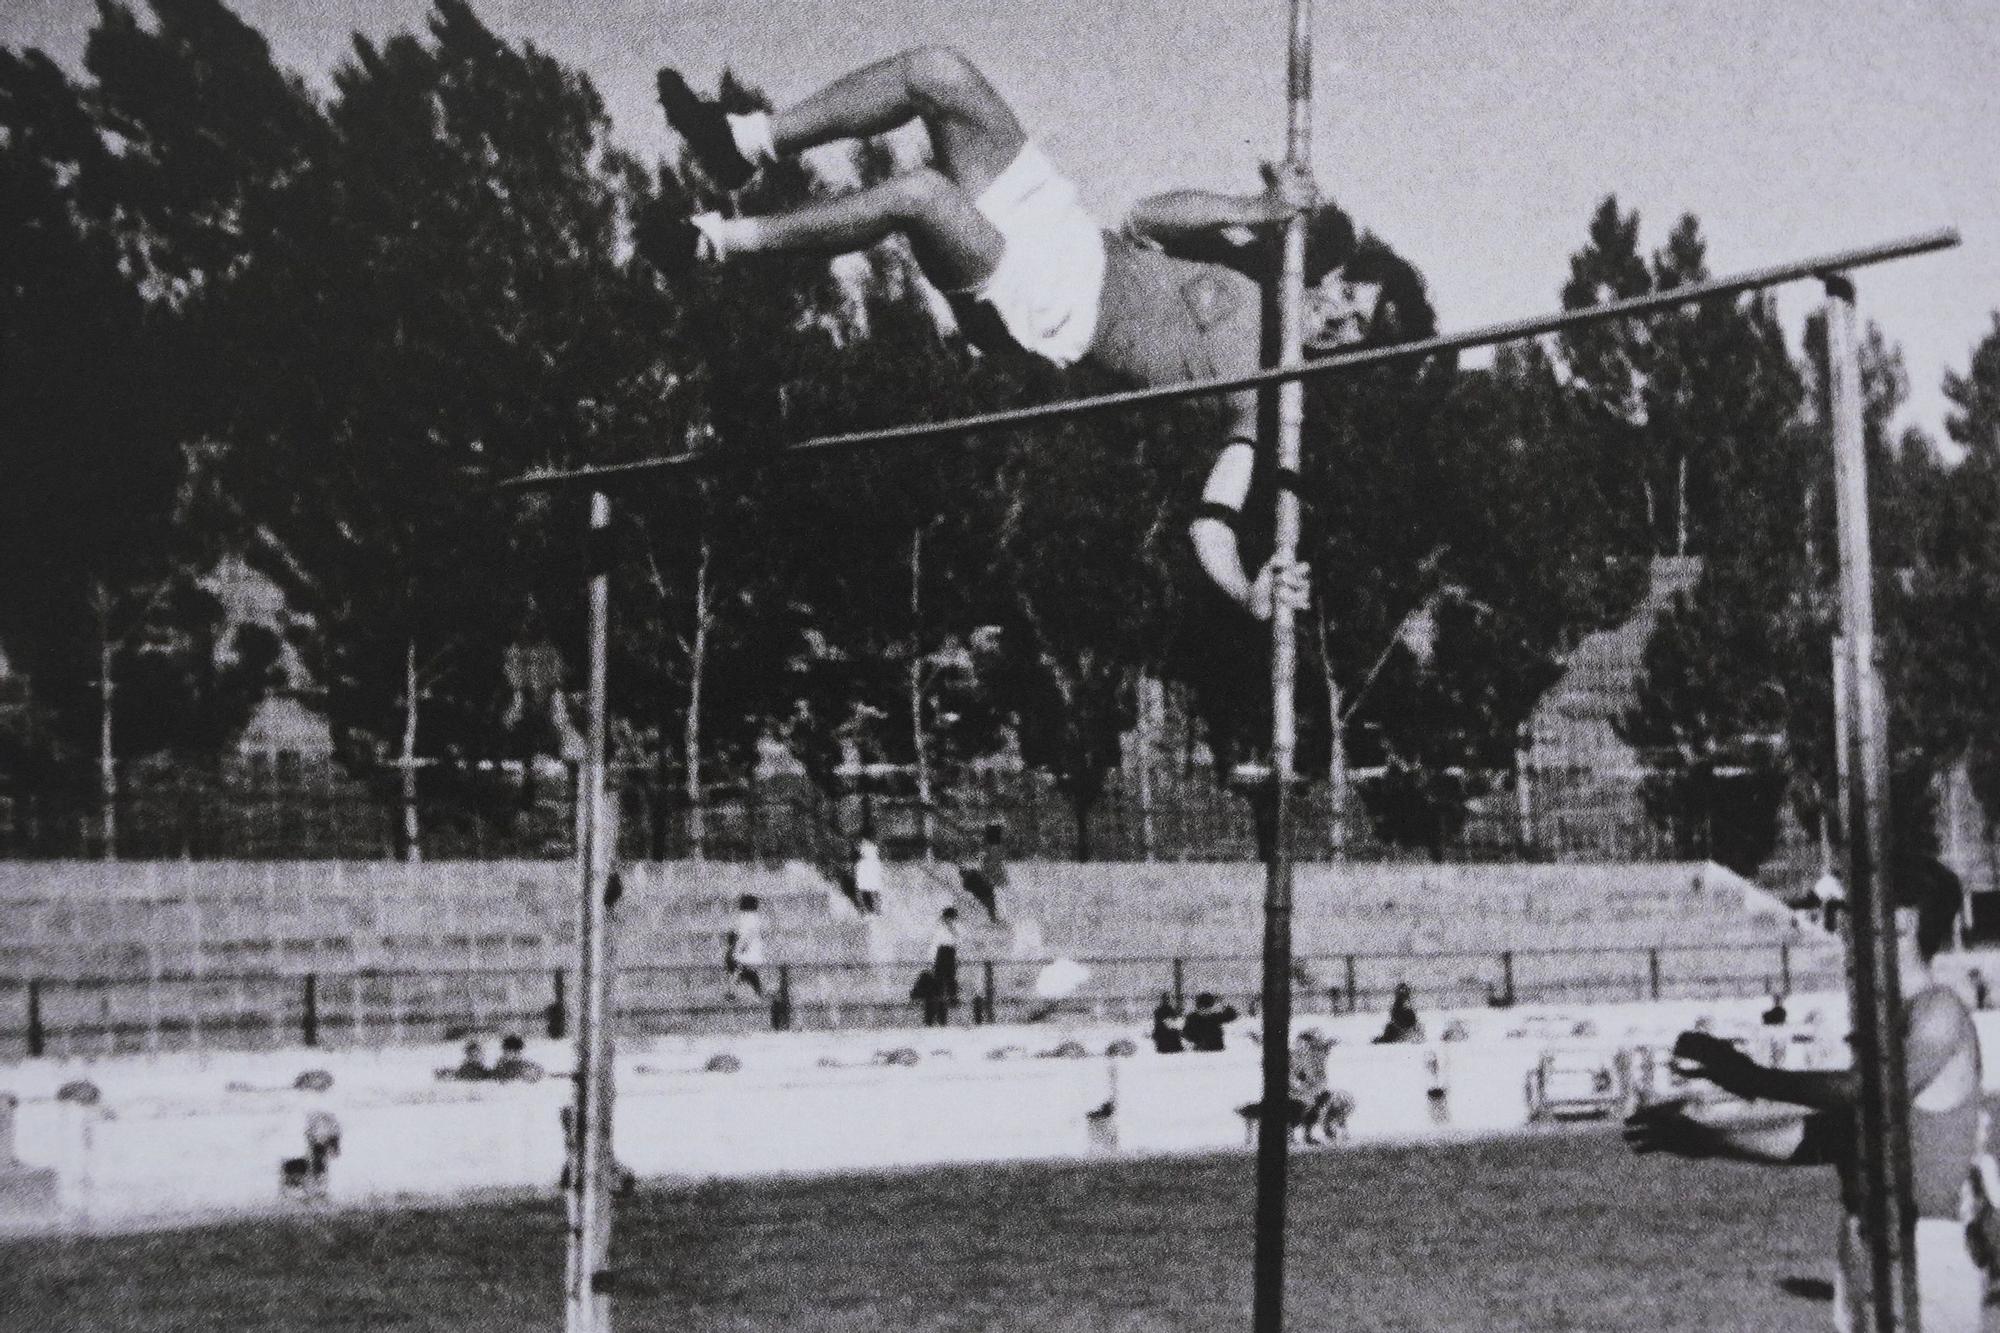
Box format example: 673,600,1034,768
1619,270,1924,876
1167,223,1637,860
977,369,1213,861
0,25,279,836
1895,313,2000,828
197,1,650,853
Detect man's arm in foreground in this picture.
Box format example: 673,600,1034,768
1625,1097,1849,1167
1671,1030,1856,1112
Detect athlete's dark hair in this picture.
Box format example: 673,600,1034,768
1302,207,1358,286
1340,235,1437,344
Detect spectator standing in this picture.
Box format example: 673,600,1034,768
912,968,949,1027
959,820,1008,924
1151,993,1186,1054
929,907,962,1010
726,894,767,1001
853,832,884,916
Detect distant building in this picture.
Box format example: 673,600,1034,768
203,553,337,782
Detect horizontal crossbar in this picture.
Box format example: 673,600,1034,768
502,227,1958,494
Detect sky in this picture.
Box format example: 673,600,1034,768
6,0,1997,445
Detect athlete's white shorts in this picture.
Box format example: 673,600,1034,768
968,143,1107,367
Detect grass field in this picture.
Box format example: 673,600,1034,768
2,1120,1869,1332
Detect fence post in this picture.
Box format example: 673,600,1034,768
547,967,568,1039
1501,951,1516,1007
1779,942,1792,996
982,960,997,1025
1345,955,1359,1014
27,979,43,1058
302,972,319,1048
1172,957,1185,1011
772,964,792,1032
1648,948,1662,1002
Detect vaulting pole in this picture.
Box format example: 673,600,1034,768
1825,280,1917,1332
1252,3,1312,1329
566,489,616,1333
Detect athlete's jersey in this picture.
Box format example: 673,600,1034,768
1088,231,1263,389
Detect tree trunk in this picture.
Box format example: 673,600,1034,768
96,590,116,862
1135,674,1161,861
684,536,712,860
1675,454,1690,556
908,527,933,861
401,638,421,863
1071,787,1093,863
1316,606,1347,853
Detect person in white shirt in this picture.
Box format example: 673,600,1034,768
852,833,884,916
726,893,767,1000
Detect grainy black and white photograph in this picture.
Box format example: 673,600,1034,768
2,1,1998,1328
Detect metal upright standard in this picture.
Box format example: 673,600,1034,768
566,490,617,1333
1253,2,1312,1331
1825,283,1917,1333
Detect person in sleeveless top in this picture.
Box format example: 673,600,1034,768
1625,853,1985,1330
641,50,1427,621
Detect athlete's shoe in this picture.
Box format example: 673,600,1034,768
656,68,754,190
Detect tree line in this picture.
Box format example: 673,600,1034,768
4,0,1999,870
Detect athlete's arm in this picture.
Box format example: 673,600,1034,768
1126,162,1314,246
1672,1030,1855,1111
1189,410,1310,620
1190,439,1260,610
1625,1097,1833,1166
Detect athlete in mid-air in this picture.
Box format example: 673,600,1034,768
639,48,1414,619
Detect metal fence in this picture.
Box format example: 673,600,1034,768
0,939,1839,1060
0,761,1697,865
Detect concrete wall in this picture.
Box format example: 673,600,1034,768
5,986,1966,1238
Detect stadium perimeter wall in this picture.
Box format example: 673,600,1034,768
5,989,1999,1237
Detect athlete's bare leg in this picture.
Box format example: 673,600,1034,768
765,48,1026,197
649,49,1023,287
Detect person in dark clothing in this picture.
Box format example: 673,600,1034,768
1181,993,1239,1052
958,820,1008,923
911,968,949,1027
930,907,962,1009
1151,993,1186,1054
1373,983,1424,1045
